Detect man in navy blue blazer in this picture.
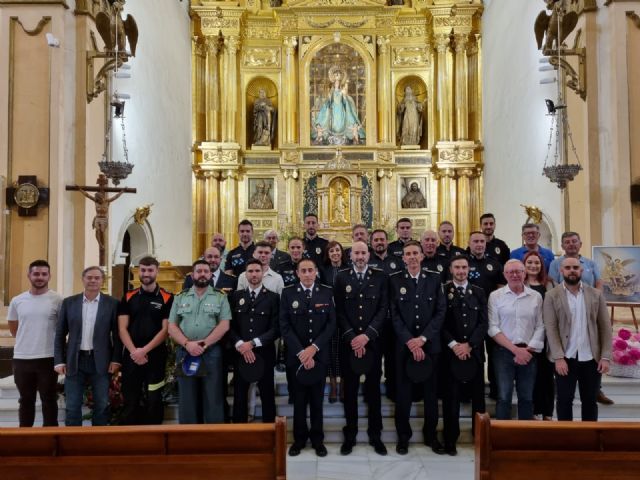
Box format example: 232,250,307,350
54,266,122,426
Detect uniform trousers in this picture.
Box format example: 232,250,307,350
176,346,224,424
232,346,276,423
292,365,327,447
341,345,383,441
120,350,166,425
12,357,59,427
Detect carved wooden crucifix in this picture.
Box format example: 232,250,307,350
66,174,136,265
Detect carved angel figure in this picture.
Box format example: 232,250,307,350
96,1,139,55
534,0,578,52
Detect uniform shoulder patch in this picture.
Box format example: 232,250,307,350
125,288,140,301
158,288,173,303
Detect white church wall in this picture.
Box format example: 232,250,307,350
108,0,192,267
482,0,563,252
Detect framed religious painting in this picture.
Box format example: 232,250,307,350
592,245,640,304
247,178,276,211
398,177,428,209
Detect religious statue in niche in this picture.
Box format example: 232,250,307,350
401,178,427,209
252,88,276,147
249,179,274,210
397,86,423,147
311,65,365,146
330,178,350,224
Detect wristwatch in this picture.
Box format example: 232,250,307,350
419,336,427,343
250,340,257,347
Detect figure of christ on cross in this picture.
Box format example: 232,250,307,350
66,174,136,265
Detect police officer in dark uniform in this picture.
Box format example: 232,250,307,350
302,213,329,265
225,219,256,277
276,237,305,288
280,258,336,458
387,217,413,258
480,213,511,265
183,246,237,292
118,256,173,425
436,221,466,259
229,259,279,423
390,241,446,455
441,255,488,456
421,230,450,283
334,241,389,456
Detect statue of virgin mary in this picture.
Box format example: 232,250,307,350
311,65,365,145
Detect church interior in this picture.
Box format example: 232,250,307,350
1,0,639,478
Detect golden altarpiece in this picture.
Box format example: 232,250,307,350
190,0,484,253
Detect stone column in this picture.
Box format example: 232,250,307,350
204,170,221,239
454,33,469,141
221,169,239,245
377,35,392,145
205,36,220,142
456,168,474,245
283,36,298,145
222,36,240,142
435,34,453,141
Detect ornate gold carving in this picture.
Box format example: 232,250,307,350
435,33,450,53
224,35,240,55
393,46,429,66
205,36,219,55
329,178,350,224
394,25,427,38
283,168,300,179
377,35,390,55
453,33,468,53
222,169,239,180
201,15,240,31
377,152,393,163
433,16,472,28
13,16,51,36
243,48,280,67
279,16,298,31
283,36,298,55
203,148,238,164
306,18,335,28
134,204,153,225
439,146,474,163
246,25,280,39
338,18,369,28
521,204,543,224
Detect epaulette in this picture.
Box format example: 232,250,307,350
369,266,383,272
389,270,402,277
422,268,441,275
283,283,296,289
319,283,333,289
338,267,351,273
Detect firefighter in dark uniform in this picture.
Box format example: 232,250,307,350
387,217,413,258
118,256,173,425
229,259,279,423
225,219,256,277
390,241,446,455
480,213,511,265
441,255,488,456
334,241,389,456
302,213,329,265
280,258,336,458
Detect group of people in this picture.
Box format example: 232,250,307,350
7,213,613,460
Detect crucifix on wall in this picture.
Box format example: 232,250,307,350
66,174,136,265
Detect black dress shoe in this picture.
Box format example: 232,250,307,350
369,438,387,456
445,444,458,456
396,442,409,455
340,441,355,455
425,439,446,455
288,444,303,457
314,444,328,457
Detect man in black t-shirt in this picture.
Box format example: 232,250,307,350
225,219,256,277
118,256,173,425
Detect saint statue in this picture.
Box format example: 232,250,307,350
249,181,274,210
252,88,275,147
396,86,423,146
334,184,347,223
401,181,427,209
311,65,365,146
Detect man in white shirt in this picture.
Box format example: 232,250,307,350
488,259,544,420
543,257,612,421
237,241,284,295
8,260,62,427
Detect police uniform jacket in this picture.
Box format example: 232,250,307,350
441,282,488,363
269,249,292,270
303,236,329,264
227,243,256,277
390,270,446,353
275,259,300,287
467,254,503,300
182,270,237,292
279,283,336,367
229,287,279,353
485,237,510,265
421,256,450,282
435,244,466,260
334,268,388,347
387,239,409,258
368,254,403,275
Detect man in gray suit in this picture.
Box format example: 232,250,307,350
543,257,612,421
54,266,122,426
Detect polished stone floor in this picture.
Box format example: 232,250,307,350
287,443,474,480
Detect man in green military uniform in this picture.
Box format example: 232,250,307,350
168,259,231,424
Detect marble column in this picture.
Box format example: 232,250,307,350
283,36,298,145
376,35,392,145
221,169,239,245
205,36,220,142
454,33,469,141
435,34,453,141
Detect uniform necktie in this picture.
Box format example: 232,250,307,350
414,277,419,287
357,272,363,283
250,290,256,304
457,286,465,297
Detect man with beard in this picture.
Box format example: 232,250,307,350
388,218,413,258
543,257,612,421
421,230,450,281
8,260,62,427
211,232,229,271
225,220,256,277
183,246,237,292
237,241,284,295
168,260,231,424
480,213,510,265
368,229,402,275
436,221,466,259
390,241,446,455
303,213,328,265
118,256,173,425
334,241,389,456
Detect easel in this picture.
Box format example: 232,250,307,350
608,302,639,332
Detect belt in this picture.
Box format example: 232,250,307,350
514,343,528,348
79,350,94,356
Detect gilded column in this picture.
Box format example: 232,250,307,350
453,34,469,141
205,36,220,142
435,34,453,141
204,170,221,239
283,36,298,145
469,172,483,233
221,169,239,245
456,168,474,245
192,38,206,143
436,168,457,225
283,168,299,225
467,35,480,142
376,35,392,144
223,36,240,142
193,170,208,258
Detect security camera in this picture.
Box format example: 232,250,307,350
45,33,60,48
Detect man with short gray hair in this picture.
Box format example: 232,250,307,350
264,229,291,270
510,224,555,272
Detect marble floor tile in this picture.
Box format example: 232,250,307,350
287,448,320,462
287,460,318,480
369,460,428,480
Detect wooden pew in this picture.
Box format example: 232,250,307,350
475,413,640,480
0,417,286,480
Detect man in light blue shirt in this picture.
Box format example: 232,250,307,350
548,232,602,289
510,224,555,272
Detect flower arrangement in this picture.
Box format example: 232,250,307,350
610,328,640,378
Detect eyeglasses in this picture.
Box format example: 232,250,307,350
504,270,525,275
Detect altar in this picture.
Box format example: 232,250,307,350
189,0,484,251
